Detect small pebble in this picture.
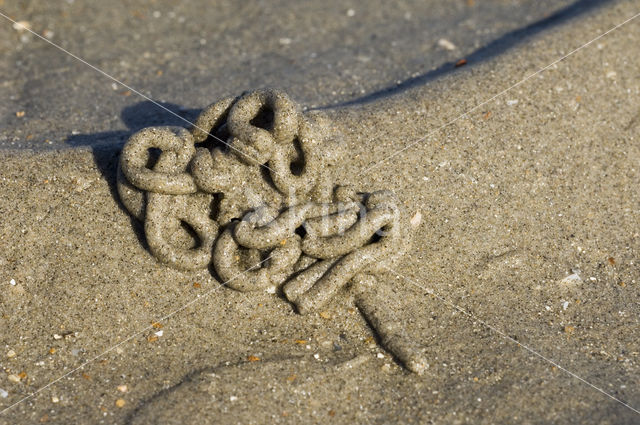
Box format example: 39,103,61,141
7,374,20,383
376,352,385,359
51,396,59,403
9,279,16,286
437,38,456,51
506,99,519,106
12,21,31,31
115,398,126,408
410,211,422,228
229,395,238,402
154,330,163,337
313,353,320,360
0,388,7,398
117,385,128,393
560,273,582,285
346,8,355,17
6,350,16,358
278,38,292,46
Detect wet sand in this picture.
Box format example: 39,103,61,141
1,0,639,423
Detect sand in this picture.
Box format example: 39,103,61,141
1,0,639,423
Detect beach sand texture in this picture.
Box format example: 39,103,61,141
1,0,639,423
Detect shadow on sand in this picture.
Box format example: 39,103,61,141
64,0,612,211
317,0,613,109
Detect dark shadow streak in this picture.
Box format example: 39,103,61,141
317,0,613,109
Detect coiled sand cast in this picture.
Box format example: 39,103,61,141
117,89,427,374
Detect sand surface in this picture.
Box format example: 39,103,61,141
1,0,640,423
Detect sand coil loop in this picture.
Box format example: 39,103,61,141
117,89,424,372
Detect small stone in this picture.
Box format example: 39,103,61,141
9,279,16,286
376,352,385,359
437,38,456,51
0,388,7,398
319,311,331,319
278,37,292,46
117,385,128,393
506,99,518,106
560,273,582,286
115,398,126,408
7,374,20,383
313,353,320,360
6,350,16,358
381,363,391,372
12,21,31,31
51,396,59,403
154,330,163,337
229,395,238,402
346,8,355,17
410,211,422,228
